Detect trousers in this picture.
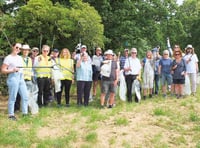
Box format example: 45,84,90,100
7,72,28,116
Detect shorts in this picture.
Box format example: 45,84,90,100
92,71,101,81
161,73,172,86
173,79,185,84
101,80,116,94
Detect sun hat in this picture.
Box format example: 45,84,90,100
104,49,114,55
186,44,193,49
32,47,39,51
21,44,31,50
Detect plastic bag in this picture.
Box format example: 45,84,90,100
119,70,126,101
184,75,191,95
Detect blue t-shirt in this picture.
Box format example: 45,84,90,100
159,58,172,74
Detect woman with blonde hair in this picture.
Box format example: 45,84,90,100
142,50,154,99
56,48,74,107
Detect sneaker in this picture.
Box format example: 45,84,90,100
191,92,196,96
149,94,152,98
162,94,167,98
22,114,29,117
57,104,62,108
65,104,70,107
108,105,112,108
100,105,105,109
8,116,17,121
176,94,180,99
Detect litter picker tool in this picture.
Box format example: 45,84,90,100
17,64,74,74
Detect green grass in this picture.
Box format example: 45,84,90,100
85,132,98,143
114,117,129,126
0,85,200,147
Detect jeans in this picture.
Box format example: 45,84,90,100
154,74,160,94
7,72,28,116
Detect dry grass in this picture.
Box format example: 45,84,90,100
0,86,200,148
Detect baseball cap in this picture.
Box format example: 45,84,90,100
53,48,59,52
81,45,87,49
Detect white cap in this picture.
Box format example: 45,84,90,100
81,45,87,49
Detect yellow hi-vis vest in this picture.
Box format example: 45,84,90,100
22,56,32,80
35,55,52,78
56,58,74,80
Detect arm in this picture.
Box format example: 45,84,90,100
196,62,199,73
158,65,161,75
76,57,82,68
1,63,19,74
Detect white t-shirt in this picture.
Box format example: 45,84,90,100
3,54,23,73
183,54,199,73
124,57,142,75
92,55,103,71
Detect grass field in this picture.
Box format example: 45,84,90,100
0,84,200,148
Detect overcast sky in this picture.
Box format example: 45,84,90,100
177,0,184,5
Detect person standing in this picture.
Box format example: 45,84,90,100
30,47,39,83
100,50,119,108
152,47,161,95
119,48,129,70
124,48,142,102
56,48,74,107
34,45,52,107
92,47,103,99
158,50,173,98
30,47,39,65
183,44,199,96
76,52,93,106
73,45,91,62
49,48,60,102
21,44,39,114
1,43,28,120
171,49,186,99
141,50,154,99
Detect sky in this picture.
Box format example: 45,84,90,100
177,0,184,5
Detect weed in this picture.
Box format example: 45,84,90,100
85,132,98,143
114,117,129,126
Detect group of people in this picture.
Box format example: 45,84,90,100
119,44,199,101
1,42,199,120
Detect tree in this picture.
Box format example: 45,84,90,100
1,0,104,52
177,0,200,51
83,0,185,56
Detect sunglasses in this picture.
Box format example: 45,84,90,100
32,50,38,52
131,52,137,54
175,54,180,56
42,50,49,52
15,46,20,49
